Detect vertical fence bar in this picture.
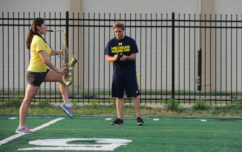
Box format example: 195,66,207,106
235,14,238,100
59,12,62,100
145,13,147,103
214,14,217,103
77,12,80,101
54,12,57,102
160,13,163,102
7,12,10,102
49,12,52,101
108,13,111,103
17,12,20,98
150,13,152,102
155,13,158,102
23,12,26,98
44,12,47,101
139,13,142,102
82,13,85,103
72,12,75,100
66,12,69,48
66,11,71,100
129,13,132,37
2,12,5,102
166,13,168,101
183,14,186,100
220,14,222,101
178,14,181,100
193,14,196,101
171,12,175,99
230,14,233,102
88,13,90,103
93,13,96,101
98,13,100,102
188,14,191,102
199,14,202,99
209,14,212,103
12,12,15,100
103,13,106,103
204,14,207,99
241,15,242,101
225,14,228,103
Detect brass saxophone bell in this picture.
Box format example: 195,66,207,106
53,28,78,86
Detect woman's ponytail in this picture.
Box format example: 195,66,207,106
26,18,46,50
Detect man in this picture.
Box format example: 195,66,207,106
105,22,144,126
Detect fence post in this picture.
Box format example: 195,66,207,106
66,11,69,47
172,12,175,99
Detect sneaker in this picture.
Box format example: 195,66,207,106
110,118,123,125
15,126,32,134
137,117,144,126
60,104,73,118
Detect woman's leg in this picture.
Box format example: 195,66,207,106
59,83,70,104
44,70,70,104
19,84,40,127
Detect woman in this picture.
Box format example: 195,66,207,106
16,18,73,134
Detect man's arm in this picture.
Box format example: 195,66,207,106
106,53,119,62
120,53,136,61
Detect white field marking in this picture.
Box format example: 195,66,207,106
105,118,112,121
0,117,64,146
153,118,159,121
18,138,132,151
9,117,17,120
200,119,207,122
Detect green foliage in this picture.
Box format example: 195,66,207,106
192,98,208,111
166,98,179,111
0,100,22,108
0,98,241,117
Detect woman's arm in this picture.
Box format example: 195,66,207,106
39,50,64,74
50,50,62,56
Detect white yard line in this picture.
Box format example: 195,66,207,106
0,117,64,146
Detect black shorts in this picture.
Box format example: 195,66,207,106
27,69,49,86
112,72,140,98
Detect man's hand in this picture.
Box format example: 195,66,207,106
120,55,127,61
113,53,119,61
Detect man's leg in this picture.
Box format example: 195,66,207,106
110,98,124,125
116,98,124,119
132,96,141,118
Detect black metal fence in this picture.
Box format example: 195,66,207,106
0,11,242,104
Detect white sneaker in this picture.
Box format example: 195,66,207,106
15,126,32,134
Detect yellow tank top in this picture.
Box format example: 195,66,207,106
27,35,51,72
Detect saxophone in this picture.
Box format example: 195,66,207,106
48,29,78,86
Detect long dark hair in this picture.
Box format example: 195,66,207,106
26,18,46,50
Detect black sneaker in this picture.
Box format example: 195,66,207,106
110,118,123,125
137,117,144,126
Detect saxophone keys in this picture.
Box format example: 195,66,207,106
68,73,72,76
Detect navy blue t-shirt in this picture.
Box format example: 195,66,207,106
105,36,138,74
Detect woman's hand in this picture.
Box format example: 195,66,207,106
57,68,67,75
51,50,62,55
56,50,63,55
